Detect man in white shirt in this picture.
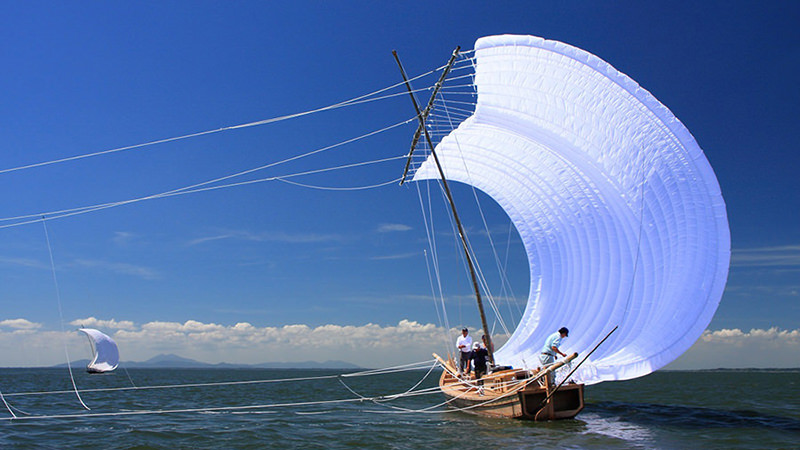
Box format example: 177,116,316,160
456,328,473,375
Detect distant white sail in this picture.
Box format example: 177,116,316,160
412,35,730,384
78,328,119,373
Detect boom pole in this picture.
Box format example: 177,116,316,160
393,47,495,364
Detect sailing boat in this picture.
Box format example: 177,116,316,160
398,35,730,420
78,328,120,374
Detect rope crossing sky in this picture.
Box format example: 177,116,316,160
0,59,476,229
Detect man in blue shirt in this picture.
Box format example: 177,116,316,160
539,327,569,376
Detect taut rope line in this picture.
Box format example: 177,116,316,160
0,73,437,176
0,118,414,230
41,218,90,411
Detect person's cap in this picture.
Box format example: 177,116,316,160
559,327,569,336
473,342,481,349
462,327,468,332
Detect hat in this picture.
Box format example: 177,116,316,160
462,327,468,332
473,342,481,349
559,327,569,336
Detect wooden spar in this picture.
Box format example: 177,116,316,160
393,48,495,364
398,48,461,185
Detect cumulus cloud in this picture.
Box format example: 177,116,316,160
666,327,800,369
69,317,136,331
0,318,42,330
4,317,794,370
113,319,454,363
0,317,505,368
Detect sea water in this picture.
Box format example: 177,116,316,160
0,368,797,449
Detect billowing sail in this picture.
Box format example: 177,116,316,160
78,328,119,373
412,35,730,384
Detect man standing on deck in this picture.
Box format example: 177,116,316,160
539,327,569,384
456,328,473,375
471,342,489,395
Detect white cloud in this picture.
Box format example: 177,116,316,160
377,223,412,233
666,327,800,369
0,318,42,331
187,229,344,246
699,327,800,345
186,234,236,246
69,317,136,331
369,252,419,261
731,245,800,268
112,319,456,365
0,317,504,368
3,318,795,370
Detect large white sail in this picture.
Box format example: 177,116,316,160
412,35,730,384
78,328,119,373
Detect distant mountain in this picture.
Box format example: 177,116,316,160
53,353,359,369
54,359,92,368
131,354,209,368
252,360,360,369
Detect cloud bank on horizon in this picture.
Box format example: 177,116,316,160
0,317,796,370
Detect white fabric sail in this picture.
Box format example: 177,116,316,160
412,35,730,384
78,328,119,373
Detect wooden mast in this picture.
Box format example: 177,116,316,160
398,50,458,185
393,47,495,364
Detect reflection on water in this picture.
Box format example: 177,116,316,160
588,401,800,432
578,411,655,444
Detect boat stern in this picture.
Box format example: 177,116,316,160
518,383,584,420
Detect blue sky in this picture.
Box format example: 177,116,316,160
0,2,798,368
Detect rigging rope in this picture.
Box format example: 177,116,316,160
407,63,521,348
42,219,90,411
5,360,437,398
414,180,452,360
339,359,435,378
0,391,443,422
0,73,436,177
0,391,16,419
424,249,453,360
276,176,401,191
0,361,447,421
0,118,415,229
337,361,438,405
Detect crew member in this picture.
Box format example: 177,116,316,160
456,327,473,374
540,327,569,385
471,342,489,395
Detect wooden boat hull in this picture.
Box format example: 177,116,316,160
442,378,584,420
435,354,584,421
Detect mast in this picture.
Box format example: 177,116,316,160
399,50,458,185
393,48,495,364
